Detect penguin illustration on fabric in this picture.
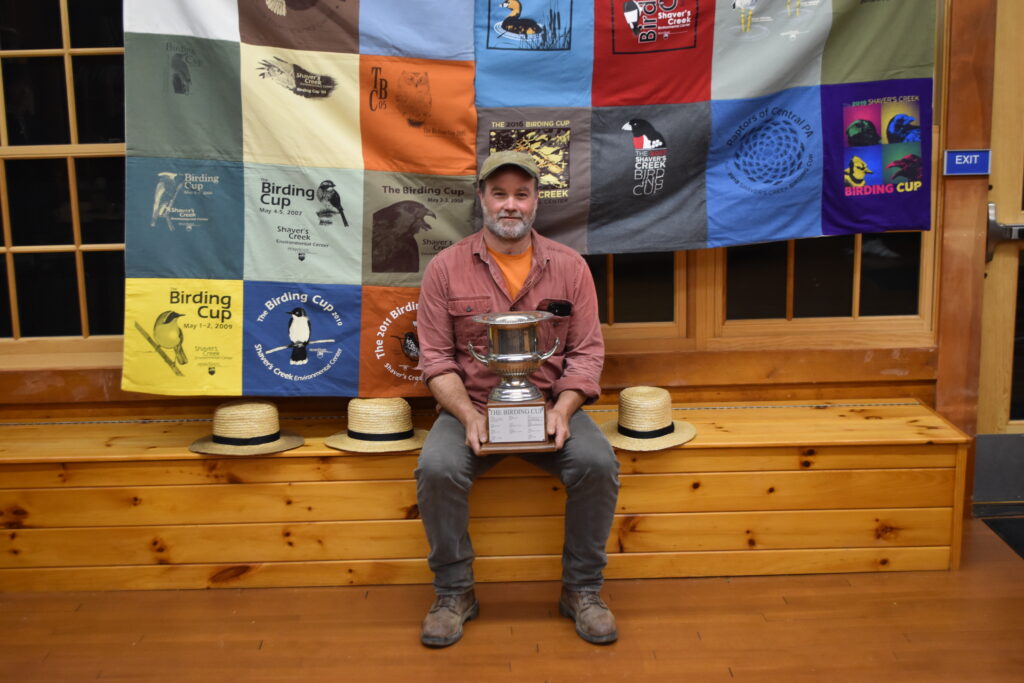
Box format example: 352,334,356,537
622,119,666,150
153,311,187,366
287,307,311,366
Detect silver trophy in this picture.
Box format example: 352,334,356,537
467,311,559,452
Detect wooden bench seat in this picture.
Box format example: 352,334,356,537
0,400,969,592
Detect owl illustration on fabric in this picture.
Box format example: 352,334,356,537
394,72,432,128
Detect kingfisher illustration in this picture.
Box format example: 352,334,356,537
150,172,182,230
287,307,311,366
153,311,187,366
316,180,349,226
886,154,923,183
843,156,874,187
500,0,544,36
886,114,922,143
622,119,666,150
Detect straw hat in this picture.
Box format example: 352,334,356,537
600,386,696,451
190,400,304,456
325,397,428,453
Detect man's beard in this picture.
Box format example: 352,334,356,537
482,205,535,242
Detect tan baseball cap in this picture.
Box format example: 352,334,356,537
478,150,540,183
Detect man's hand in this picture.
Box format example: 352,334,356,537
464,410,489,456
547,389,587,450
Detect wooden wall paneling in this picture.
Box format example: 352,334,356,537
0,547,952,592
0,508,952,569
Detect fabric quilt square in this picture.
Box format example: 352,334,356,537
359,55,477,176
588,102,710,254
475,0,594,107
122,277,243,395
125,33,242,162
239,0,359,55
712,0,831,100
477,107,592,252
592,0,714,106
242,281,361,396
822,79,931,235
706,86,823,247
360,1,474,61
241,44,361,168
362,171,477,288
124,0,240,41
358,285,431,397
243,163,363,285
125,156,245,279
822,0,935,85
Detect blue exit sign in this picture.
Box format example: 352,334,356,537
944,149,991,175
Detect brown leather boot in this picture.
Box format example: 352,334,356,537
420,589,479,648
559,587,618,644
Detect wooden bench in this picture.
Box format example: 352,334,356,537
0,399,969,591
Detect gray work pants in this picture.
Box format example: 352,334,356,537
414,409,620,595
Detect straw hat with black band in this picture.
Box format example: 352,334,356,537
190,400,304,456
325,397,428,453
600,386,696,452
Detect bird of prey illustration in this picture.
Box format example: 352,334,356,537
886,114,921,143
287,307,311,366
843,156,874,187
316,180,349,226
886,154,923,183
153,311,187,365
151,172,182,230
846,119,881,147
170,53,191,95
394,71,432,128
256,57,297,91
372,201,435,273
500,0,544,36
622,1,641,35
733,0,758,32
622,119,666,150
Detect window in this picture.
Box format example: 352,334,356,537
0,0,125,363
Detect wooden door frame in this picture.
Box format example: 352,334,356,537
935,0,997,435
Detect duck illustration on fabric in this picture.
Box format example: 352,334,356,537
846,119,881,147
843,156,874,187
886,154,923,183
153,311,187,366
315,180,349,226
287,307,311,366
622,119,666,150
886,114,922,143
733,0,758,33
394,71,432,128
500,0,544,36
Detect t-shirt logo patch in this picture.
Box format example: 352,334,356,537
612,0,698,54
623,118,667,196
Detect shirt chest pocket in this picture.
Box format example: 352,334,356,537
448,296,491,351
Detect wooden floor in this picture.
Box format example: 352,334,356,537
2,518,1021,683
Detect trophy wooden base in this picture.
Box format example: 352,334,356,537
479,398,558,454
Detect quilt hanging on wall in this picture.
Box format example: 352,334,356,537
121,0,936,397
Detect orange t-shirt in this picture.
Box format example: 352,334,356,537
488,246,533,299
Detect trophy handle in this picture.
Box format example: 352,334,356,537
537,337,560,362
467,341,490,365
